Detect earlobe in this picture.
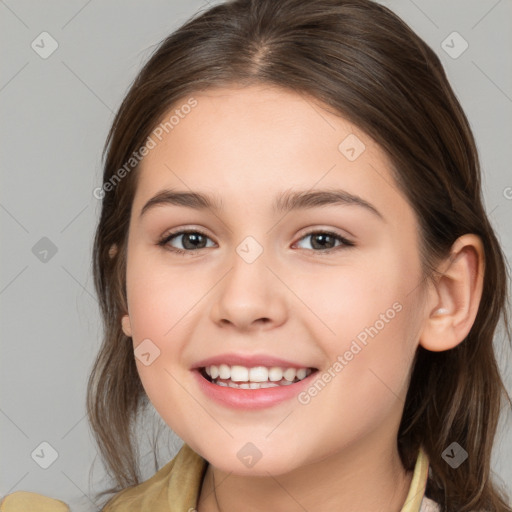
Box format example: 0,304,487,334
109,244,118,258
121,314,132,337
419,234,484,352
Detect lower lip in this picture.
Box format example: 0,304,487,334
192,369,316,410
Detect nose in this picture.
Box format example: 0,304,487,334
209,247,288,332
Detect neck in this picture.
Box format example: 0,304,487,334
198,439,413,512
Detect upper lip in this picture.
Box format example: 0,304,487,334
192,353,316,370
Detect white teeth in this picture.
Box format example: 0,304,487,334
213,379,282,389
218,364,230,380
260,382,279,388
245,382,280,389
249,366,269,382
230,365,249,382
203,363,313,387
268,367,283,381
283,368,296,382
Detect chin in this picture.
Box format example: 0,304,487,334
197,441,306,477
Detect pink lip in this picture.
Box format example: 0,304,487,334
192,368,317,410
192,353,314,370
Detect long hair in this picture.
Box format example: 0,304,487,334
87,1,512,509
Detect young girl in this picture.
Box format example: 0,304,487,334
2,0,511,511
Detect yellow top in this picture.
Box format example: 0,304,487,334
0,444,438,511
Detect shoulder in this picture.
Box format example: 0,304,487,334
0,445,205,512
101,457,177,511
102,444,206,511
0,491,70,511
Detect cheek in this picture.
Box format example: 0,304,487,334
291,248,422,416
124,249,202,402
292,299,419,464
125,249,209,342
291,249,419,354
124,255,205,438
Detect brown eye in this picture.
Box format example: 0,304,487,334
158,230,215,254
295,231,354,252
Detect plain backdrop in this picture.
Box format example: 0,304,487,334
1,0,511,510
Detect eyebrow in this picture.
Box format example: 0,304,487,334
139,188,384,220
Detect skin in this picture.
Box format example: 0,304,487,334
120,84,484,512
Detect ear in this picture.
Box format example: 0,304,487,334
121,314,132,337
419,234,484,352
109,243,118,258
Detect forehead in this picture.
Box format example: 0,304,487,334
133,84,412,223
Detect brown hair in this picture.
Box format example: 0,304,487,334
87,0,512,510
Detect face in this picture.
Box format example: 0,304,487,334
122,84,429,476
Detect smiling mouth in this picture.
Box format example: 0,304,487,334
199,364,318,389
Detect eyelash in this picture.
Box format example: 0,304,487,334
157,229,355,256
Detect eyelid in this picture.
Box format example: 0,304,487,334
294,225,354,243
157,227,216,255
157,227,355,255
291,229,354,253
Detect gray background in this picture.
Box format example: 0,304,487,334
1,0,511,510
